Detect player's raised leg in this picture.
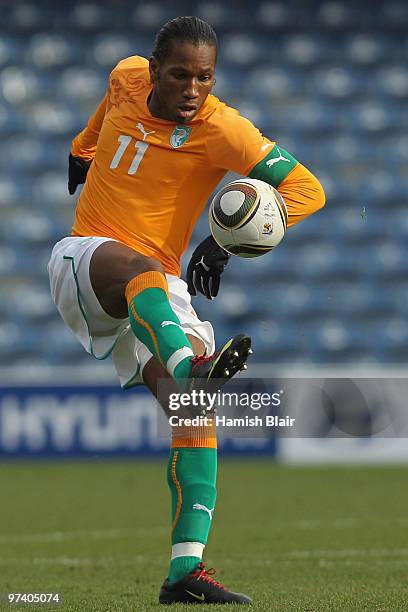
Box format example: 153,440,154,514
90,240,195,388
90,240,252,394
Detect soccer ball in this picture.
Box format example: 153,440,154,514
208,178,288,258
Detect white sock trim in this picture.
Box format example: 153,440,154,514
171,542,205,560
166,346,194,377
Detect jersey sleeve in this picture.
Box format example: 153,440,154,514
277,163,326,228
205,105,276,176
249,144,326,227
71,93,108,161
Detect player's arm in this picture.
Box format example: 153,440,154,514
247,145,326,227
188,111,325,299
208,109,326,227
68,93,108,195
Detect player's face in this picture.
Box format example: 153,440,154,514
149,42,216,124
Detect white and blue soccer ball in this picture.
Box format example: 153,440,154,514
209,178,288,258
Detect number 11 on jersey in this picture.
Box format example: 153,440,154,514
110,135,148,175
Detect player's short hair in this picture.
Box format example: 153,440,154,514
152,16,217,64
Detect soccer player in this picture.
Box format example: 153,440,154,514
48,16,325,605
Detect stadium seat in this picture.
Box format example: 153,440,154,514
378,2,408,28
317,2,357,29
382,133,408,164
31,171,72,211
305,319,371,364
26,100,81,135
0,36,22,66
282,34,330,65
248,66,301,99
366,316,408,361
325,208,386,245
243,319,301,363
219,33,265,66
346,34,391,65
366,242,408,280
69,3,115,31
26,34,77,69
358,170,407,203
196,3,242,28
0,104,24,136
0,245,53,280
0,322,38,364
2,208,59,247
344,102,399,134
5,281,56,322
255,2,294,30
225,244,299,283
0,66,49,104
324,282,394,318
388,210,408,240
131,3,183,30
40,320,84,364
6,135,61,170
215,283,251,319
325,134,375,164
235,100,269,128
212,66,247,98
373,65,408,99
285,101,337,135
7,3,51,30
57,67,105,102
0,246,19,277
92,34,151,68
0,174,30,206
311,66,363,100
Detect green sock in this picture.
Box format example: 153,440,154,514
167,448,217,583
168,555,201,584
127,284,194,386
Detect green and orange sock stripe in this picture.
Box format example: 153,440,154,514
125,270,194,385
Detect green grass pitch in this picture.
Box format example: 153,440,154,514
0,460,407,611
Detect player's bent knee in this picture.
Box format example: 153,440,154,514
90,240,164,287
89,241,166,318
127,253,165,279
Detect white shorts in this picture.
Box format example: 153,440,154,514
47,236,215,388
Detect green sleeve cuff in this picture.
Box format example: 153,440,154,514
249,145,298,187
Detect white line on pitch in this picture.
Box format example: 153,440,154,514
0,555,161,567
285,547,408,559
0,526,167,544
242,517,408,530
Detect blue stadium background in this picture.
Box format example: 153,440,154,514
1,0,408,374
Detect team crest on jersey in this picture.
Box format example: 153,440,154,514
170,125,192,148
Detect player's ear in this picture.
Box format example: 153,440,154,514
149,56,159,84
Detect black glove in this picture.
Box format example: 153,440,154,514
187,235,231,299
68,153,92,195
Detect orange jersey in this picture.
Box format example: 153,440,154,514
72,56,325,275
72,56,276,276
